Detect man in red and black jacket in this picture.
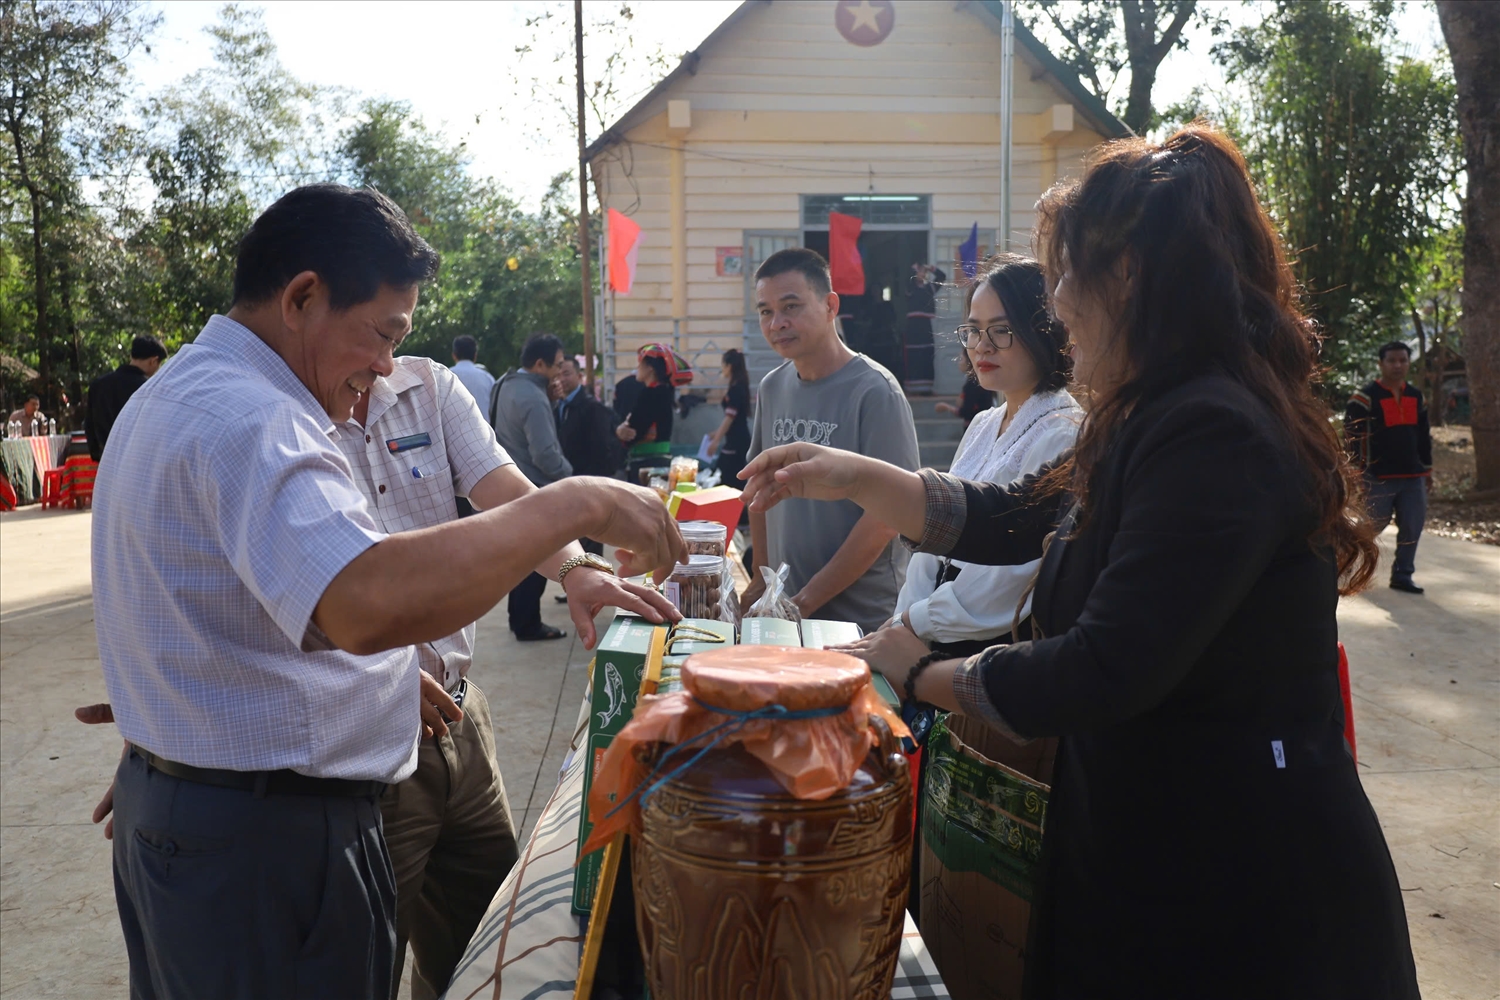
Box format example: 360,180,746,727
1346,341,1433,593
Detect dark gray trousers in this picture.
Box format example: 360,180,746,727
1366,475,1427,583
112,748,396,1000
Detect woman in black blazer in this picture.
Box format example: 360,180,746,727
739,125,1417,999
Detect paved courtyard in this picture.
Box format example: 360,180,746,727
1,505,1496,998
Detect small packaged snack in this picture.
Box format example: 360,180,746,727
667,455,699,493
664,555,724,619
745,562,800,624
679,520,727,559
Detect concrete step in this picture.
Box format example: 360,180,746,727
920,439,959,471
913,415,966,443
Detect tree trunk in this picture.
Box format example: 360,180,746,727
1123,62,1157,135
7,127,54,405
1438,1,1500,494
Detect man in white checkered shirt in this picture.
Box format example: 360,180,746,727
86,185,685,1000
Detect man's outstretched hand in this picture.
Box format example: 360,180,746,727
563,568,680,649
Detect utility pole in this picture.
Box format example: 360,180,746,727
999,0,1014,252
575,0,595,394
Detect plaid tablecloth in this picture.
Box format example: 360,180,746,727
442,696,949,1000
1,439,38,505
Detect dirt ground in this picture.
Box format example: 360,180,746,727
1426,424,1500,546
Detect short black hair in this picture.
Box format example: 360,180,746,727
755,247,832,298
130,336,167,361
452,335,478,361
558,356,580,372
1378,341,1411,361
232,184,440,310
25,394,39,403
521,332,565,369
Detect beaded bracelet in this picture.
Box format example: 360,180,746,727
903,653,941,704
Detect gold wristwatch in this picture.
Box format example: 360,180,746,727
557,552,615,590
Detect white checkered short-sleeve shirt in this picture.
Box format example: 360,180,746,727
92,315,422,782
330,356,512,688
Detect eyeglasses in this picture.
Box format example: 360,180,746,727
956,324,1015,351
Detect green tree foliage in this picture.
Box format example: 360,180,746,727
1,2,591,421
116,5,343,347
341,100,585,375
1,0,157,413
1214,1,1461,395
1018,0,1223,133
1407,225,1464,424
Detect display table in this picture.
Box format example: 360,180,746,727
442,689,949,1000
1,434,70,506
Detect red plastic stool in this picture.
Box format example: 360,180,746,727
40,469,65,509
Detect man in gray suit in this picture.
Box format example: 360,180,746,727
489,332,572,640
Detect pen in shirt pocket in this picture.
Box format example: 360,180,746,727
411,466,423,479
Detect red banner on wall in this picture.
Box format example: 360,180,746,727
828,211,866,296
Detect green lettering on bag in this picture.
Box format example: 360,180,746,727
920,717,1049,902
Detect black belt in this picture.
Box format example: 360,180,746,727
129,745,385,799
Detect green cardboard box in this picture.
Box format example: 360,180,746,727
659,618,737,695
799,618,861,649
573,614,659,913
739,616,802,647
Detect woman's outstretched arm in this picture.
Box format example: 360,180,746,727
739,443,1064,566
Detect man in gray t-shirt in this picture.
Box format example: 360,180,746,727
744,248,920,634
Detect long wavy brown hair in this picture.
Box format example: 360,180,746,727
1035,122,1377,594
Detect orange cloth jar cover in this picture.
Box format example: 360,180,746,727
581,646,910,857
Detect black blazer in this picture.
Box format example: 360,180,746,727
943,375,1417,998
85,363,149,462
557,391,622,478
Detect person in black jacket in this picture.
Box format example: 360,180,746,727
739,125,1416,999
705,348,752,487
1345,342,1433,593
615,347,676,481
555,357,620,481
85,336,167,460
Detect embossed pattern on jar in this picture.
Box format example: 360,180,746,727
631,737,911,999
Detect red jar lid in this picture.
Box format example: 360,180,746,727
682,645,870,713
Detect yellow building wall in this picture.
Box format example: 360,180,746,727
591,0,1107,381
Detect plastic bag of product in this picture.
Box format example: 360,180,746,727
718,556,741,626
745,562,800,623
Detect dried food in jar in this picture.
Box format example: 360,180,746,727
679,520,727,559
664,555,724,619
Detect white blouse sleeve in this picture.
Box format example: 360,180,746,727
905,413,1080,644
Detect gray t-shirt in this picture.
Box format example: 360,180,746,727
747,354,920,633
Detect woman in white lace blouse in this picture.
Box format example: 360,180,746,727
845,254,1081,663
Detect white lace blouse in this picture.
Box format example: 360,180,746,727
895,388,1084,644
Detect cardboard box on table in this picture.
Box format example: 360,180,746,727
573,615,661,913
659,618,736,694
669,484,743,542
739,616,802,647
919,714,1055,1000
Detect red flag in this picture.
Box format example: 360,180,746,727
828,211,865,296
607,208,642,295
